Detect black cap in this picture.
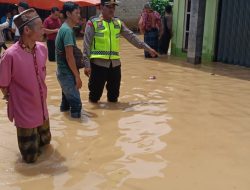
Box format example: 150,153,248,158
16,2,30,10
101,0,119,6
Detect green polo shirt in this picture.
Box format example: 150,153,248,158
55,22,76,74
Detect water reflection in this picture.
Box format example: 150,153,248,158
111,107,172,187
0,145,67,190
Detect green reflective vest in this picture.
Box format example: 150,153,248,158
90,17,121,60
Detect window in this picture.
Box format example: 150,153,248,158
183,0,191,51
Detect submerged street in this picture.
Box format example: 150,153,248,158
1,38,250,190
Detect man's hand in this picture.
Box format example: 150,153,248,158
1,88,9,101
75,75,82,89
84,68,91,77
148,48,159,58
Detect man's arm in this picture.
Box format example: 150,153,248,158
1,88,8,100
159,18,164,38
138,15,145,34
83,21,95,77
167,15,173,36
65,46,82,89
63,29,82,89
43,19,59,35
0,52,12,101
0,21,9,30
11,17,16,34
44,28,59,35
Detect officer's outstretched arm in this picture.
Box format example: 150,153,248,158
121,22,158,57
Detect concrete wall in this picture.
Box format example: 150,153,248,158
172,0,219,61
115,0,149,30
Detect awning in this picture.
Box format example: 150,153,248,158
0,0,100,10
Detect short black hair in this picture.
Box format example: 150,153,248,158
5,11,11,15
62,2,79,18
165,5,172,14
51,7,59,13
18,2,29,10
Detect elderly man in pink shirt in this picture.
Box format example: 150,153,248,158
0,9,51,163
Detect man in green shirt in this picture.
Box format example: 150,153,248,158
55,2,82,118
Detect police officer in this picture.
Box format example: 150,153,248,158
83,0,158,103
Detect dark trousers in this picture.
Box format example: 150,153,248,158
47,39,56,62
0,43,7,54
159,33,171,55
89,63,121,103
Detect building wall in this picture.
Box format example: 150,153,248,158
171,0,186,58
202,0,219,61
115,0,149,30
172,0,219,61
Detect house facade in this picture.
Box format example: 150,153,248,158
172,0,250,67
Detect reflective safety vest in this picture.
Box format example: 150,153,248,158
90,17,121,60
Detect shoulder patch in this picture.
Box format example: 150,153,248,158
87,21,94,27
90,16,101,22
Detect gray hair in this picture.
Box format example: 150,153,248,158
19,19,36,35
144,2,152,9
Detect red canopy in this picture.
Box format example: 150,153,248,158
0,0,100,10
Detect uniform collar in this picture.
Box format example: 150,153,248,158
99,14,116,22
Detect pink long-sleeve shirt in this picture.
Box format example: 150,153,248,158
0,42,49,128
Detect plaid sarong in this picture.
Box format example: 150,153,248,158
16,120,51,163
144,28,159,58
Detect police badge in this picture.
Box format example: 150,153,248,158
97,21,105,30
113,19,121,29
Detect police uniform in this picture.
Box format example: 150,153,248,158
83,0,152,103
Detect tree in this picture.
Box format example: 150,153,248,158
150,0,171,16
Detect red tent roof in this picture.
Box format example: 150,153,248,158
0,0,100,10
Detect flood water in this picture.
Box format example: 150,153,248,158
1,38,250,190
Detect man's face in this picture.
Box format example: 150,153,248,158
6,12,11,19
12,9,18,16
18,6,25,13
145,8,153,14
25,18,45,42
67,8,81,25
101,4,116,19
52,11,60,19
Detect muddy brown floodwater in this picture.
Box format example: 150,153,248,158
1,38,250,190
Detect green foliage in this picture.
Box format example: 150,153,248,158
150,0,171,16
